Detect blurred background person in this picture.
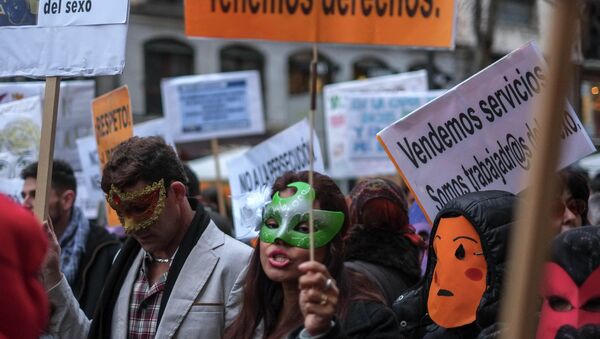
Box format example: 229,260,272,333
588,192,600,226
555,169,590,233
20,160,121,317
183,163,234,236
345,178,424,305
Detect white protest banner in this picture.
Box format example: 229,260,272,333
325,90,443,178
0,0,128,77
161,71,265,143
37,0,128,26
0,96,42,201
324,69,428,93
76,118,174,219
0,80,95,171
227,119,324,239
377,42,595,222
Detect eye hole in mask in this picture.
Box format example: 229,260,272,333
582,297,600,312
455,244,465,260
549,296,573,312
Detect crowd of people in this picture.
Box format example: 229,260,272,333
1,136,599,339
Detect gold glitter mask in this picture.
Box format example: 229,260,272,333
107,179,167,234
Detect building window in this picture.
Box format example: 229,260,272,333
353,57,396,80
288,50,337,95
144,38,194,115
220,44,266,90
497,0,535,26
583,1,600,60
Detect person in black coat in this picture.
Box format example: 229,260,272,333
393,190,516,338
345,178,424,306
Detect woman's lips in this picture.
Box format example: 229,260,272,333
268,249,291,268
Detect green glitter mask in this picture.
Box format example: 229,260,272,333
259,182,344,249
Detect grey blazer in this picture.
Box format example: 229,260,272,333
47,222,251,338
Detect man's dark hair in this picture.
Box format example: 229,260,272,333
560,168,590,223
20,160,77,194
182,164,200,197
101,136,187,193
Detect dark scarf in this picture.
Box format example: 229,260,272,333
88,203,210,339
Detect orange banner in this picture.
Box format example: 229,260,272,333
185,0,456,48
92,86,133,226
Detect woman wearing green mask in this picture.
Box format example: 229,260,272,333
225,171,401,339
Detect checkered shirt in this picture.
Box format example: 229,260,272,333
128,255,168,339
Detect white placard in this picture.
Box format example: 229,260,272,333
0,1,128,77
0,96,42,201
37,0,128,26
325,90,443,178
161,71,265,143
324,69,428,93
0,80,95,171
377,42,595,222
76,118,174,219
227,119,324,240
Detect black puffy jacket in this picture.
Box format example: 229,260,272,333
392,190,517,338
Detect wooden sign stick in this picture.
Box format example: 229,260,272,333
211,138,227,217
308,43,318,261
33,77,61,222
499,1,579,338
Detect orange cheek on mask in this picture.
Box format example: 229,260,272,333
427,215,488,328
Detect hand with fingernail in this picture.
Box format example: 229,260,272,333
41,217,63,289
298,261,339,337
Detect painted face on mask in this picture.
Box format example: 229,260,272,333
428,215,487,328
537,263,600,338
107,179,167,234
259,182,344,249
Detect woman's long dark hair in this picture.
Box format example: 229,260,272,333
225,171,383,339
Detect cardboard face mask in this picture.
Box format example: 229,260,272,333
428,215,487,328
107,179,167,234
536,263,600,339
259,182,344,249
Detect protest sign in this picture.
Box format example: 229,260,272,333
227,119,324,239
324,69,428,93
323,70,435,178
92,86,133,226
0,0,128,77
0,80,95,171
325,90,442,178
185,0,457,48
377,42,595,222
0,97,42,201
161,71,265,143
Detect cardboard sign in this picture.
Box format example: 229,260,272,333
0,80,95,171
0,97,42,202
324,69,429,93
0,0,128,77
92,86,133,226
185,0,457,48
377,42,595,222
227,119,324,239
161,71,265,143
326,90,443,178
323,70,434,178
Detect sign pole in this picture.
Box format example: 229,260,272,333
499,1,579,338
308,43,318,261
33,77,61,222
211,138,227,217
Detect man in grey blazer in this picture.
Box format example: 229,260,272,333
42,136,251,338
